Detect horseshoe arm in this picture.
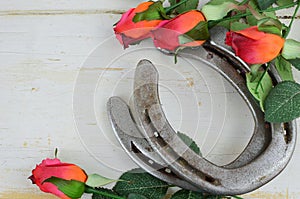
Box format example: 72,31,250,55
107,96,201,191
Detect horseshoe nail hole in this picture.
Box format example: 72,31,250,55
144,109,151,124
131,142,166,170
205,175,215,183
283,123,292,144
143,109,161,138
165,168,171,173
148,160,154,165
207,53,214,59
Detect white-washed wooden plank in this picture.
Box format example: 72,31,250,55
0,11,299,199
0,0,139,12
0,0,298,17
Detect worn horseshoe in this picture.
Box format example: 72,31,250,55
107,28,296,195
107,43,269,191
132,59,296,195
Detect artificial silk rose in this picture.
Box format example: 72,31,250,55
225,26,285,64
114,1,165,48
29,158,87,199
152,10,208,52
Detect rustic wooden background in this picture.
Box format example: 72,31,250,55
0,0,299,198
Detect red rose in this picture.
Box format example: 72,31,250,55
152,10,208,51
29,158,87,199
225,26,285,64
114,1,165,48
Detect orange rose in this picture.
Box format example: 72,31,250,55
29,158,87,199
225,26,285,64
114,1,165,48
152,10,208,51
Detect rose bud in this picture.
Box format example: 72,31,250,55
151,10,209,52
114,1,166,48
225,26,285,64
29,158,87,199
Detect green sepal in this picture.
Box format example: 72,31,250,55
178,35,194,45
282,39,300,60
274,56,294,81
86,174,119,188
215,18,238,29
201,0,239,21
257,17,282,35
246,10,259,26
265,81,300,122
133,1,169,23
43,177,85,199
249,64,262,80
180,21,210,44
246,67,273,111
168,0,199,14
91,187,121,199
230,22,250,31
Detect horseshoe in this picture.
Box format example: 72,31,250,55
107,96,201,191
131,60,296,195
107,29,296,195
107,42,269,191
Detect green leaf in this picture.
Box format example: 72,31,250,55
92,188,121,199
265,81,300,122
179,21,209,43
276,0,294,6
230,22,250,31
86,174,119,188
257,17,282,35
288,58,300,70
177,132,201,155
168,0,199,14
256,0,276,10
250,64,263,78
246,69,273,111
246,13,258,26
201,0,239,20
282,39,300,60
275,56,294,81
113,168,169,199
127,193,148,199
170,189,204,199
133,1,168,22
44,177,85,199
216,18,238,29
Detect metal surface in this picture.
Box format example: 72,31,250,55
107,27,297,195
107,96,201,191
132,59,296,195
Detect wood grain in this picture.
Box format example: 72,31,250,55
0,2,299,198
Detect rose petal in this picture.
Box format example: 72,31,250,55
226,26,285,64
